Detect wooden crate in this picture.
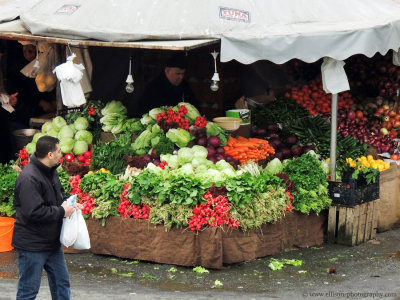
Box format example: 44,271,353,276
327,200,379,246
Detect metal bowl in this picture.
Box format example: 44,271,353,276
12,129,41,150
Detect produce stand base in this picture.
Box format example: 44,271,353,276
86,211,327,269
327,200,379,246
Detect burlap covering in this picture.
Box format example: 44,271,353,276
86,211,327,269
377,163,400,232
222,211,327,265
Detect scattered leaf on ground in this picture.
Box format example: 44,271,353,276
212,280,223,288
329,257,338,262
193,266,209,274
119,272,134,277
167,267,177,273
142,273,159,280
269,258,303,270
269,259,284,270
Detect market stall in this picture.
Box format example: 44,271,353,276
1,0,400,264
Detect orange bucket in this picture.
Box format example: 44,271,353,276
0,217,15,252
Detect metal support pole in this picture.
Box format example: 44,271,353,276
329,93,338,181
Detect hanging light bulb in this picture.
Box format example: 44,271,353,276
125,56,134,93
210,50,220,92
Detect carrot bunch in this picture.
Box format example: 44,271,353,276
224,136,275,164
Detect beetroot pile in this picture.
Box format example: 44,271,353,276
337,109,398,154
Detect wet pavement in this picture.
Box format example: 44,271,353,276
0,227,400,300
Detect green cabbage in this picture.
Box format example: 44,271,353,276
140,114,155,126
75,130,93,145
100,113,127,133
160,154,179,169
191,145,208,159
47,130,59,138
58,125,75,140
166,128,192,148
73,140,88,155
52,116,67,132
25,142,36,155
32,132,46,143
41,121,53,133
69,124,76,133
74,117,89,131
132,129,151,151
101,100,127,116
123,118,143,135
191,157,208,169
263,158,283,175
215,160,235,172
176,102,200,123
149,108,165,120
60,138,74,154
177,148,193,165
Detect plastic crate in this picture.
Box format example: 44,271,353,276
328,174,379,207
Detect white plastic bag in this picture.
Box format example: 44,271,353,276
60,194,78,247
53,53,86,107
72,210,91,250
60,211,78,248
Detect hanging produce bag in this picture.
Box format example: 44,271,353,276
20,42,58,91
53,53,86,107
35,43,57,92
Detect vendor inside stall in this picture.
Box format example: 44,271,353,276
235,61,293,109
136,53,199,116
5,41,56,130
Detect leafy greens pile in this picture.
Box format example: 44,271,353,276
283,153,331,214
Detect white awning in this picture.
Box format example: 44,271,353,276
2,0,400,61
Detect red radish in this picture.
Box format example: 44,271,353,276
76,155,85,162
83,151,92,159
64,153,74,162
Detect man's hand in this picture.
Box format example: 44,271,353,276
9,93,18,106
61,201,76,217
73,203,84,210
234,96,248,109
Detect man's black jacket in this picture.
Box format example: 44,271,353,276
12,155,66,251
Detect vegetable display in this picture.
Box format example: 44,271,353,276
8,53,397,235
